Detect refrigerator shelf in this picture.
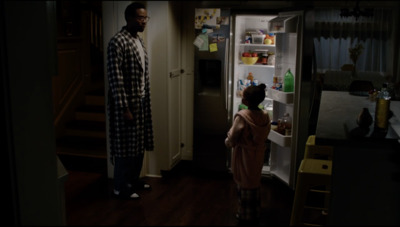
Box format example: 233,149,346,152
268,129,292,147
239,43,276,48
239,63,274,68
267,89,293,104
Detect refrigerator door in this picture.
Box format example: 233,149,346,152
268,11,307,189
228,11,313,188
193,9,231,172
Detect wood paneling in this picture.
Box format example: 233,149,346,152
53,1,104,136
52,38,84,127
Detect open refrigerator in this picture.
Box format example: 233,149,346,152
229,11,312,189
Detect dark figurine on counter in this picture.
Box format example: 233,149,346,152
357,107,373,128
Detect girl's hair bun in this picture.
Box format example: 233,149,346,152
258,84,266,90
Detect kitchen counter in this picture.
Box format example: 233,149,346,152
316,91,400,144
315,91,400,225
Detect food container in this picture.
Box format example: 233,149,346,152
251,34,266,44
261,53,268,65
241,57,258,65
245,32,252,44
267,52,275,65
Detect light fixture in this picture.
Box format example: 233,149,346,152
340,0,373,21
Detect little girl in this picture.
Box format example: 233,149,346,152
225,84,271,225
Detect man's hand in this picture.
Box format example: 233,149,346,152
123,108,134,120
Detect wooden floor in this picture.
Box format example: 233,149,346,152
63,160,294,226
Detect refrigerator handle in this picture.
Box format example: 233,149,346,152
224,38,229,111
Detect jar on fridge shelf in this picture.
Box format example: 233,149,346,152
268,33,275,45
277,118,285,135
272,75,278,89
256,52,263,64
236,79,244,98
253,79,259,86
282,113,292,136
264,36,272,45
264,103,273,120
261,53,268,65
245,32,252,44
267,52,275,65
275,77,283,91
271,121,278,131
247,72,254,83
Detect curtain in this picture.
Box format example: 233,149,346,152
393,3,400,97
313,7,393,76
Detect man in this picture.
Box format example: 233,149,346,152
107,2,154,199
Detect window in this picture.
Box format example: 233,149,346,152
313,8,392,74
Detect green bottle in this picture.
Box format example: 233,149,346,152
283,68,294,92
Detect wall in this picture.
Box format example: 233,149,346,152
3,1,65,225
180,2,195,161
146,1,170,175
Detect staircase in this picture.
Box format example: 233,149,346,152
56,88,108,173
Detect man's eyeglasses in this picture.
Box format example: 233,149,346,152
136,16,150,22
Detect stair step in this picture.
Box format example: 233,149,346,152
65,120,106,138
56,136,107,159
75,105,106,121
57,146,107,159
87,88,105,96
65,128,106,138
66,120,106,131
57,135,107,148
85,88,105,106
76,105,106,113
85,95,105,106
57,154,107,173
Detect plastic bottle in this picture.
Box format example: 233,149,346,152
245,31,252,44
247,72,254,83
283,68,294,92
268,33,275,45
272,75,278,89
374,83,391,131
282,113,292,136
265,103,273,120
277,118,284,135
271,121,278,131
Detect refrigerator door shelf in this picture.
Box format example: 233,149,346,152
268,15,297,33
267,89,294,104
268,129,292,147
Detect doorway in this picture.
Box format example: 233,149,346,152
54,0,107,174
